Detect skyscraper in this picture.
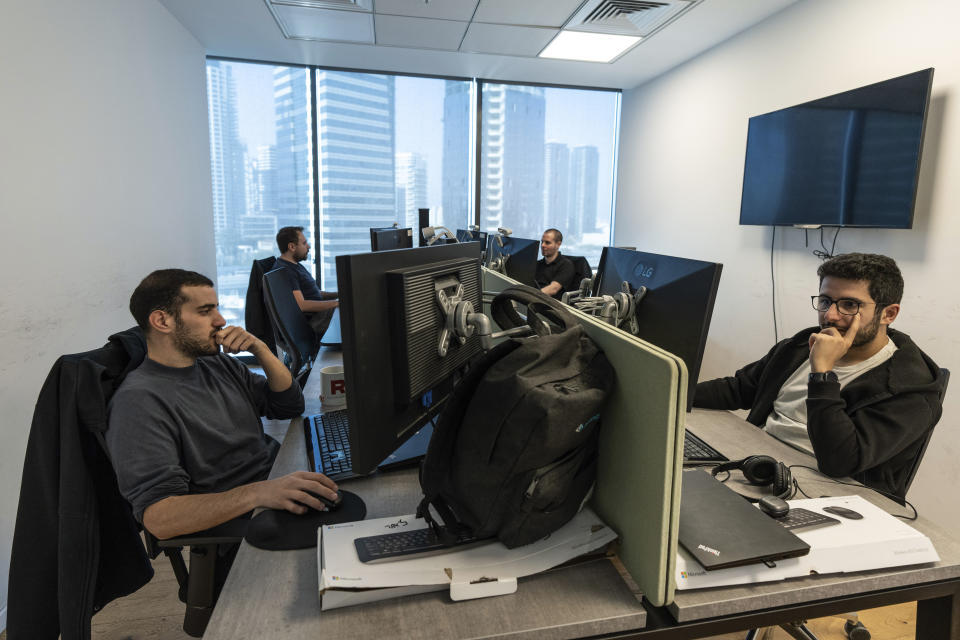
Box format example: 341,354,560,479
315,71,396,287
273,67,313,241
441,81,472,230
544,142,571,235
570,145,600,236
396,152,428,229
478,84,546,235
206,60,246,249
255,144,278,216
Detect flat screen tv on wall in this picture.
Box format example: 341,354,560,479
739,68,934,229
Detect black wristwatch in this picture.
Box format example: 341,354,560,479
808,371,839,384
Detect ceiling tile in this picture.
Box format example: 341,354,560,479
374,14,467,50
460,23,558,57
373,0,478,21
472,0,583,28
273,5,374,42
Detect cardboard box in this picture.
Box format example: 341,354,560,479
675,495,939,590
319,508,618,610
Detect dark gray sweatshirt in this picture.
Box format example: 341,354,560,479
106,354,304,521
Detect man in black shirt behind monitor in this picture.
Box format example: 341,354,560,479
535,228,574,300
274,226,339,338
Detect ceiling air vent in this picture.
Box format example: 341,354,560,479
269,0,372,12
566,0,695,37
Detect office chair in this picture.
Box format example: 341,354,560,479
746,368,950,640
9,328,245,639
564,254,593,292
262,267,319,387
141,520,247,637
245,256,278,355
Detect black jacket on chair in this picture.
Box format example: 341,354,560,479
7,328,154,640
245,256,278,353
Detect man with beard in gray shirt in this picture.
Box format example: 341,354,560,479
107,269,339,540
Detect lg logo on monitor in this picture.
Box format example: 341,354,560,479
633,263,655,279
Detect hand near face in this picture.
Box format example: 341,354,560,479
808,312,860,373
215,325,263,355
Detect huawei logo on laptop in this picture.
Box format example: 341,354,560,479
698,543,720,557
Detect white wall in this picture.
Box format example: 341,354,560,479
0,0,213,627
616,0,960,531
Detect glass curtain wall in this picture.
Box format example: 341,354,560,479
478,83,620,267
206,60,620,328
206,60,313,325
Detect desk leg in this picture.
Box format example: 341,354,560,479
916,589,960,639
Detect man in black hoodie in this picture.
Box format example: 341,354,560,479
695,253,943,498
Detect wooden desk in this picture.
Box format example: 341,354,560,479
205,358,960,639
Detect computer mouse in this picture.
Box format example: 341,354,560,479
822,505,863,520
307,489,343,511
758,495,790,518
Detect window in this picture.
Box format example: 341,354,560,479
206,60,313,326
479,84,620,266
313,72,473,288
207,60,619,327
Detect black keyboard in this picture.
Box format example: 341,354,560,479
304,411,353,479
354,526,491,564
683,429,728,464
776,508,841,531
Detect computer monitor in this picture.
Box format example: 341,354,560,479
593,247,722,412
456,229,488,255
336,243,484,475
484,234,539,287
369,227,413,251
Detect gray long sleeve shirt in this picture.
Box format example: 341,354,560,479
106,354,304,522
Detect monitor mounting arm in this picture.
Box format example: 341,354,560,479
561,281,646,335
436,280,532,356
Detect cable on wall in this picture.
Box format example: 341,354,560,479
770,226,778,343
812,226,842,260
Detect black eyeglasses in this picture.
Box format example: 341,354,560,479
811,295,883,316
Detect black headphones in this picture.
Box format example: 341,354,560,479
711,455,793,500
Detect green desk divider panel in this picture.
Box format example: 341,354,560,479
483,269,686,607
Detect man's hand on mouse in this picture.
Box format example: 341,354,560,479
250,470,339,514
809,312,860,372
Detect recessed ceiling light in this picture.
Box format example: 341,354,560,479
539,31,641,63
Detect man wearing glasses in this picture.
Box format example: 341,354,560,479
694,253,944,498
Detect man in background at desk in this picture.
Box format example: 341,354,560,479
694,253,944,498
275,225,339,338
106,269,339,543
535,228,574,299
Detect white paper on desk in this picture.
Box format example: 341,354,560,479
319,507,617,594
675,495,939,590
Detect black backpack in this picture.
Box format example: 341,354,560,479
417,285,615,548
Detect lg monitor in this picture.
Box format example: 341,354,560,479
336,243,484,476
370,227,413,251
593,247,722,412
484,234,539,287
456,229,488,255
740,68,933,228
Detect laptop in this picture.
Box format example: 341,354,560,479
678,469,810,570
319,307,342,347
